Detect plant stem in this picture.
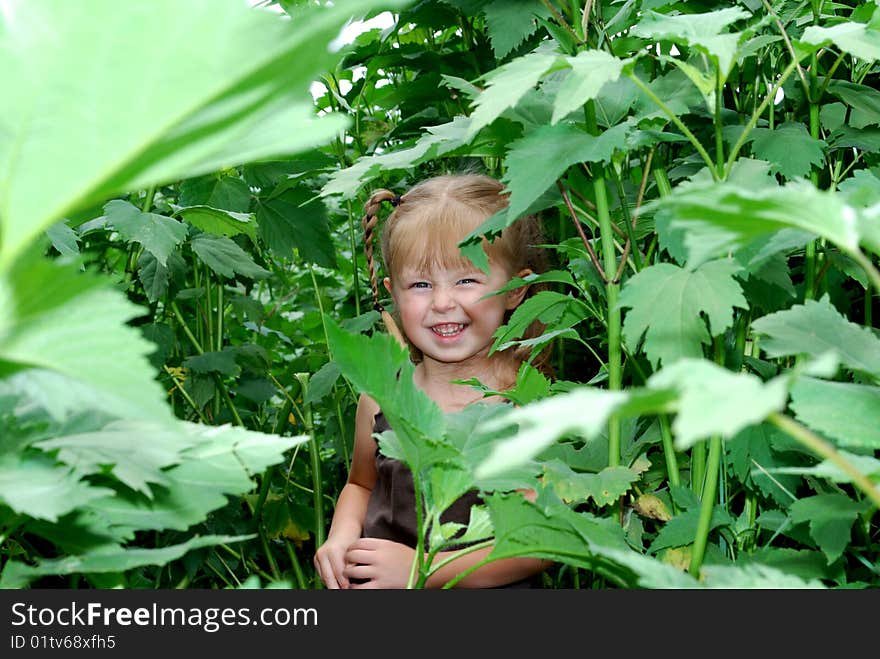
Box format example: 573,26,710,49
284,539,308,589
586,101,622,468
689,434,722,577
295,373,325,559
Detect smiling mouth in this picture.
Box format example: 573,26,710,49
431,323,466,337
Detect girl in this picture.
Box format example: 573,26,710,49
314,174,551,589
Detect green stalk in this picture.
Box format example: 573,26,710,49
689,433,723,577
284,539,308,589
612,171,642,271
804,51,821,301
295,373,325,559
407,470,428,588
586,101,622,467
658,415,681,513
715,70,725,175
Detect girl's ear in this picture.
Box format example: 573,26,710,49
505,268,533,310
383,276,393,294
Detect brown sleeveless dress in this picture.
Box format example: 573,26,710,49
360,411,541,588
362,411,481,550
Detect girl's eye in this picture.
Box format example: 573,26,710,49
458,278,478,285
410,281,431,289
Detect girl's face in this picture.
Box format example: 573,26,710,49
384,258,530,367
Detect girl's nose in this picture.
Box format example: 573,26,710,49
431,286,456,311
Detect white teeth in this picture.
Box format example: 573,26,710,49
432,323,464,336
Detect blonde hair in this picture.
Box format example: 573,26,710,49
362,174,551,377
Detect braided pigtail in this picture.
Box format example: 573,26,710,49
363,190,407,348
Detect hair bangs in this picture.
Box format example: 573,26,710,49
386,198,499,277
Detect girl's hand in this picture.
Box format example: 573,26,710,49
314,536,356,589
343,538,418,589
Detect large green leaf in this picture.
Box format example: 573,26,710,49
176,206,258,244
652,180,864,268
0,0,403,267
104,200,188,266
0,534,252,589
190,234,271,280
751,296,880,383
483,0,551,59
86,423,308,535
801,18,880,64
618,259,748,369
503,121,630,220
647,359,789,449
35,422,190,497
630,7,749,76
542,462,641,507
551,51,627,124
256,186,335,267
0,252,171,421
474,386,673,478
465,45,563,139
790,377,880,449
749,122,827,181
325,317,446,474
789,494,871,565
0,451,113,522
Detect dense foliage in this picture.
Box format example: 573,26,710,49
1,0,878,588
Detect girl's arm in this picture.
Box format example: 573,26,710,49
426,549,550,589
313,394,379,589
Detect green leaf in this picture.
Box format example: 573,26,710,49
552,51,626,124
503,121,630,220
474,386,672,478
0,252,171,422
790,377,880,449
321,116,472,199
466,45,563,139
801,20,880,64
618,259,748,369
485,492,635,569
0,452,113,522
483,0,551,59
137,250,170,304
647,359,790,449
45,222,80,256
88,423,308,534
35,421,188,497
826,80,880,128
699,563,825,588
178,175,252,212
325,317,446,474
727,423,803,507
751,296,880,383
176,206,258,244
789,494,869,565
648,504,734,553
303,361,341,406
256,186,335,267
0,534,252,589
183,349,241,377
749,122,827,180
492,290,589,354
1,0,393,267
630,7,749,76
104,200,188,266
652,181,863,268
543,462,641,507
190,234,271,280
